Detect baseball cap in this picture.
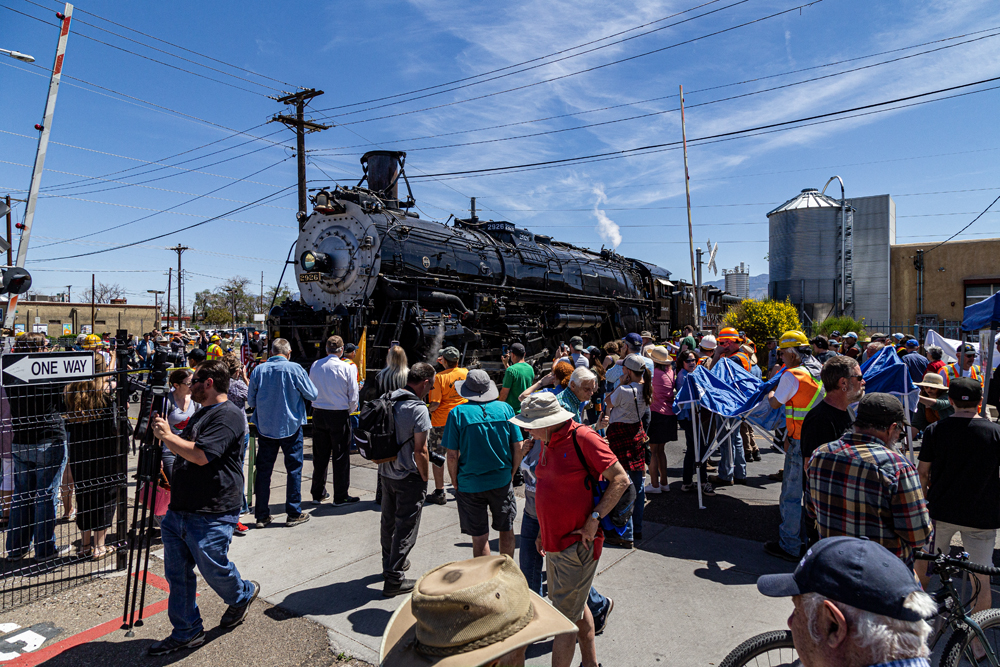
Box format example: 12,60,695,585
439,346,460,362
856,393,907,429
509,342,525,357
958,343,977,356
757,536,930,622
831,330,841,336
829,339,842,348
622,332,643,348
569,335,585,351
844,332,858,339
344,343,358,353
949,376,982,403
905,339,919,348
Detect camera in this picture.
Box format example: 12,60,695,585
429,450,447,468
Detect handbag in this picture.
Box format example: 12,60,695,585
571,427,636,537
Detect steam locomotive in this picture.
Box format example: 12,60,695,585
268,151,675,376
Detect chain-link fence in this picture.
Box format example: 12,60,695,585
0,350,129,611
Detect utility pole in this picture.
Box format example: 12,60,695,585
90,272,94,333
4,4,73,331
166,268,172,331
271,89,329,229
679,85,700,331
65,284,71,302
260,271,264,313
5,195,13,266
171,244,188,330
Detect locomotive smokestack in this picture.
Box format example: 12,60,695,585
361,150,403,207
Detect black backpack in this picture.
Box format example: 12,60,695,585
353,391,418,464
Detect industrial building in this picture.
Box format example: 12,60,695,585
5,298,160,338
723,263,750,299
768,185,894,325
890,237,1000,329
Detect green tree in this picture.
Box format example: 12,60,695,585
722,298,802,344
815,315,866,338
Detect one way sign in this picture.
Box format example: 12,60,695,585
1,352,94,386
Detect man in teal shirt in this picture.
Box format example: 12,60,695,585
498,343,534,413
443,369,524,559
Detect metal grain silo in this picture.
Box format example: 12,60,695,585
768,188,853,324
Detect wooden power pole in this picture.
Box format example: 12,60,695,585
272,89,329,229
171,244,188,330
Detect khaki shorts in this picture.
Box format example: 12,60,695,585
427,426,447,458
934,521,998,569
546,540,598,622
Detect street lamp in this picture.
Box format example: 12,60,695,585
148,289,164,330
0,48,36,63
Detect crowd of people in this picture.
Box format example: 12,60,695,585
3,320,999,666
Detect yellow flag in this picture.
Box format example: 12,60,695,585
357,326,367,383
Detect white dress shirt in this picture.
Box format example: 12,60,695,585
309,353,359,411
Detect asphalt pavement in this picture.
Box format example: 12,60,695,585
0,424,834,666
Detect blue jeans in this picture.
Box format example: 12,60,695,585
253,429,303,521
161,510,254,641
778,438,804,556
519,509,545,595
718,427,746,482
521,508,610,620
622,471,645,540
6,440,67,558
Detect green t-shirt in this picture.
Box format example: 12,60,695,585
501,362,535,413
442,401,523,494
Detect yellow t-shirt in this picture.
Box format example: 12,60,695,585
429,366,468,428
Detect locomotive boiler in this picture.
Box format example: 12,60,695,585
268,151,674,376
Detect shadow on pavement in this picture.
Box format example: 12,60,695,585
272,572,384,618
347,607,393,637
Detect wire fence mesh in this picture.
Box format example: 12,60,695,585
0,353,129,611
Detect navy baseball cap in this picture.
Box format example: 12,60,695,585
905,339,919,348
757,537,929,622
622,333,643,347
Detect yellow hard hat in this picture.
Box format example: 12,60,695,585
83,334,102,349
210,335,221,342
778,330,809,349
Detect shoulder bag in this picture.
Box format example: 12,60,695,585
570,427,636,536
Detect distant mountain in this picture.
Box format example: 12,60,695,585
707,273,769,300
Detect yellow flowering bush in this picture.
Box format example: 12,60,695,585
722,298,802,344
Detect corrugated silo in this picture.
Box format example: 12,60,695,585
767,188,854,324
723,263,750,299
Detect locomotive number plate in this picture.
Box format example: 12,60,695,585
299,272,323,283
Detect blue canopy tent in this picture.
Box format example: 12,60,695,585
962,291,1000,418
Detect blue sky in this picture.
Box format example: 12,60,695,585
2,0,998,310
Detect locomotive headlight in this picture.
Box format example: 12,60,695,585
301,250,332,272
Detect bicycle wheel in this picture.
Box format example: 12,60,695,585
941,607,1000,666
719,630,799,667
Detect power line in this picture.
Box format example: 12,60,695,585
34,184,298,262
923,194,1000,255
313,0,824,125
31,157,292,250
42,0,305,90
406,76,1000,180
317,0,750,116
310,29,1000,153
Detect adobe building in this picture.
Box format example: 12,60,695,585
9,299,160,338
890,237,1000,328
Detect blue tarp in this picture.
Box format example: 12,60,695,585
673,346,918,428
859,345,918,403
963,291,1000,331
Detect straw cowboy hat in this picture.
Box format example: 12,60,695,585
379,555,577,667
914,373,946,390
508,392,574,430
648,345,672,365
454,369,499,403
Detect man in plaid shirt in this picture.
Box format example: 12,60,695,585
804,393,930,566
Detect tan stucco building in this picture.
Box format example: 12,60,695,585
8,300,160,338
890,238,1000,326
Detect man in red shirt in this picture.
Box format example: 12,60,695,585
510,393,630,667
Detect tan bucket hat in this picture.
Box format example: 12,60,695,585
914,372,945,390
379,555,577,667
648,345,672,365
508,392,574,430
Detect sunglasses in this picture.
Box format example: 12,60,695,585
192,376,208,385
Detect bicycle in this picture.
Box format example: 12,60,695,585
719,550,1000,667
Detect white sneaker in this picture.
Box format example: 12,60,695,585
643,484,662,494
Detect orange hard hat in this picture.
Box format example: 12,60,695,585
717,327,741,342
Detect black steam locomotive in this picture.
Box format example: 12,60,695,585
268,151,675,375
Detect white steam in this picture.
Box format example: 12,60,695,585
592,185,621,248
